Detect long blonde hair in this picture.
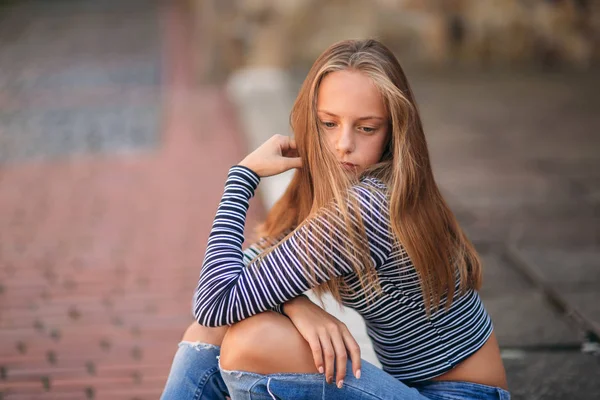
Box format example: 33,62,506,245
256,39,481,312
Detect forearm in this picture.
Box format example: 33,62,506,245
281,294,313,318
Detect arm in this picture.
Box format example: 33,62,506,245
243,236,290,315
248,236,362,384
193,165,392,327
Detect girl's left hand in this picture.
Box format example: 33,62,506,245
239,134,302,178
284,295,361,388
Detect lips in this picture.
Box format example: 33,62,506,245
341,162,357,171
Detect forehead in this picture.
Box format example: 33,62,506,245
316,70,386,117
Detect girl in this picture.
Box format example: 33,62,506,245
162,39,509,399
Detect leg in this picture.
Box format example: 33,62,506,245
181,321,229,346
220,311,317,374
161,322,230,400
219,312,427,400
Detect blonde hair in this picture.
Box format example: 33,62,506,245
257,39,481,312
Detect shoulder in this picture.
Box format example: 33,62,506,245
359,175,389,193
348,176,390,217
355,176,389,203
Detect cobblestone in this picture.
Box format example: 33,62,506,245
0,1,264,398
0,0,163,164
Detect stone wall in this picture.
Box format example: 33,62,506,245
190,0,600,80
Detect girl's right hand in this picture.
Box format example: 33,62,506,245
283,295,361,388
239,134,302,178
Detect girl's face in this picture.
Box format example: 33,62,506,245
317,69,389,175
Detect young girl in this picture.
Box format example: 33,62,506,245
161,39,509,399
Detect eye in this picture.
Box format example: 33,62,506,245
320,120,336,129
360,126,377,133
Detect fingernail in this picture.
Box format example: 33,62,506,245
318,366,324,374
337,380,344,389
356,369,361,379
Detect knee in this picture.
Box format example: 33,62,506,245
181,322,229,346
220,311,316,374
220,312,287,365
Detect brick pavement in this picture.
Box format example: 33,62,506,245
2,1,599,399
0,1,264,399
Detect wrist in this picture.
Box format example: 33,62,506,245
238,158,258,174
283,294,310,317
234,163,261,181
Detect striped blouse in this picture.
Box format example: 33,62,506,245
193,165,493,382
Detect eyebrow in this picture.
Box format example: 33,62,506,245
317,110,385,121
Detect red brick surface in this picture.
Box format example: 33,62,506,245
0,3,264,399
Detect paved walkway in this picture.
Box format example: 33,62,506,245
0,1,264,398
1,1,599,399
229,65,600,399
412,72,600,399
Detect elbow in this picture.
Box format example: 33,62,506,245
192,308,207,326
192,297,211,327
192,305,220,328
192,296,227,328
195,319,222,328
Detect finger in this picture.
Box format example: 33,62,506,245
307,335,324,374
331,329,348,388
319,335,335,384
282,156,302,170
341,327,362,379
278,135,297,152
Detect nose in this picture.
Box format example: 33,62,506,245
335,126,355,155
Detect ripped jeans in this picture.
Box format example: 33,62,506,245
161,341,511,400
161,341,228,399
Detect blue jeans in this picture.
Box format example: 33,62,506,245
161,341,511,400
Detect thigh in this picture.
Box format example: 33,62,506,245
220,358,428,400
328,358,427,400
220,311,317,375
413,381,511,400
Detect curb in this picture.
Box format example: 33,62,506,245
504,244,600,345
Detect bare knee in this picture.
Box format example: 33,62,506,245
220,311,317,374
181,321,229,346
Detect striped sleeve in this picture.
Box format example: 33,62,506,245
193,165,392,327
242,236,287,315
241,242,263,266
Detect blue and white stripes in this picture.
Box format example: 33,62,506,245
193,165,493,383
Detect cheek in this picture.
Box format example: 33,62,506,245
365,135,388,162
324,132,337,152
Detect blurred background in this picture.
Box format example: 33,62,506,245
0,0,599,399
